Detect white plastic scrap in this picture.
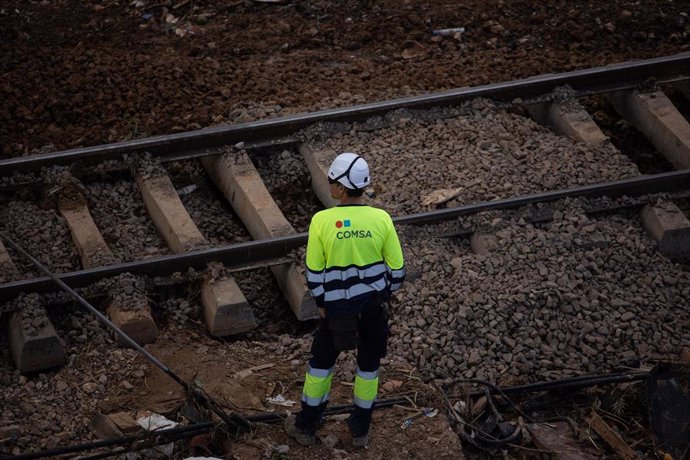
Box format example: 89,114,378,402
271,445,290,455
453,400,467,416
135,413,179,456
177,184,197,196
424,408,439,418
266,394,297,407
432,27,466,36
137,413,179,431
400,407,439,429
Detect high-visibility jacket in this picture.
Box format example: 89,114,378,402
305,204,405,317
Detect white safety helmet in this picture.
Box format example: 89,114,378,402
327,152,370,190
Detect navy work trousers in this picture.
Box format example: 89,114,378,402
296,301,389,437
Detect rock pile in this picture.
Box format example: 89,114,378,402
159,298,198,326
276,197,690,386
0,200,80,276
124,152,168,180
0,295,147,455
389,198,689,383
234,268,291,324
164,160,251,247
0,333,142,454
301,101,640,215
84,178,170,261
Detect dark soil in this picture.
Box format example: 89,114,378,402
2,0,688,157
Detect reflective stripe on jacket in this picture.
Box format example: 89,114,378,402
306,204,405,316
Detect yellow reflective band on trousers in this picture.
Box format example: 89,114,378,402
302,365,334,407
353,368,379,409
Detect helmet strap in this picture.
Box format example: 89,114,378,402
332,155,362,190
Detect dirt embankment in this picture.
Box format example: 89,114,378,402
1,1,688,157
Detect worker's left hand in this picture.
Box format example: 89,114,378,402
319,307,326,318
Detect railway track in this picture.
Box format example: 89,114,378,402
2,53,690,456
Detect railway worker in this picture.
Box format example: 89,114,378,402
285,152,406,447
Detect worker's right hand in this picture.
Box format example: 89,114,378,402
319,307,326,318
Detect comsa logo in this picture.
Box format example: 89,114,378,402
337,230,373,239
335,219,372,239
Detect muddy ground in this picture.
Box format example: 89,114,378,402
1,1,689,156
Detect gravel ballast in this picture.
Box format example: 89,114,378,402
0,200,80,277
390,199,689,383
301,102,640,215
84,179,170,262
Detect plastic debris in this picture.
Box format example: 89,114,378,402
266,394,297,407
401,407,439,429
137,412,178,431
432,27,466,36
421,187,464,207
136,413,179,456
424,408,439,418
177,184,197,196
453,400,467,417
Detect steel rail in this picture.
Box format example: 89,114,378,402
1,53,689,174
393,169,690,226
1,169,689,302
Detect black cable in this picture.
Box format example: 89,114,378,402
77,448,128,460
459,379,533,422
0,424,214,460
1,397,412,459
0,230,249,435
452,374,643,450
483,387,502,422
481,371,649,396
468,423,522,447
438,383,520,449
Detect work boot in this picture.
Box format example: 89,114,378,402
284,415,316,446
352,430,370,447
348,406,373,447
